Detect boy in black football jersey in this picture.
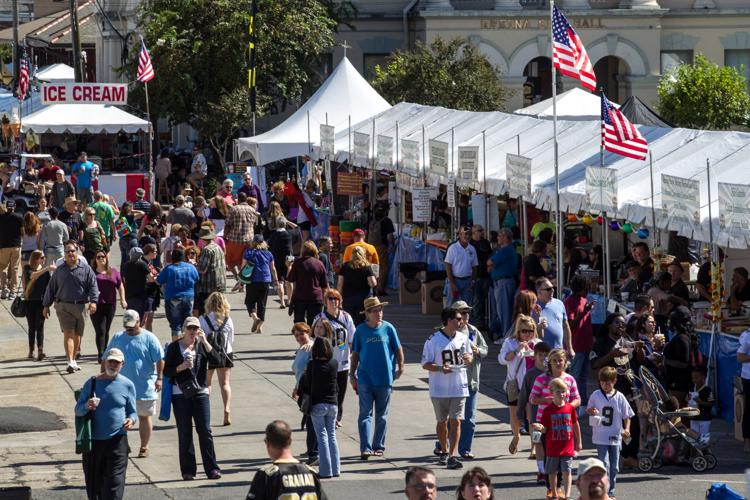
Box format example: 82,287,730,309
247,420,328,500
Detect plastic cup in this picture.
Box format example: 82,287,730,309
532,430,542,443
589,415,602,427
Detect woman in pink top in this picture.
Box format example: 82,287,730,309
529,348,581,422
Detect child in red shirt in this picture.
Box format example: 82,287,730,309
533,377,582,500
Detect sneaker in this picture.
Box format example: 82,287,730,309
520,425,529,436
307,457,319,467
446,456,463,470
66,363,75,374
7,291,16,300
182,474,194,481
438,453,448,465
71,361,81,371
433,441,442,456
0,289,7,300
493,338,502,345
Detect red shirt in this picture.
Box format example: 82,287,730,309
39,165,63,182
565,294,593,352
541,402,577,457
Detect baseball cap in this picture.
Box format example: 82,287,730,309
104,348,125,363
183,316,201,329
353,228,365,236
449,300,473,312
123,309,140,328
135,188,145,197
577,457,607,480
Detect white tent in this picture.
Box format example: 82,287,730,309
35,64,75,82
22,104,150,134
513,87,616,121
237,56,391,165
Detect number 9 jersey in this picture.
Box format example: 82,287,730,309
246,459,328,500
421,330,471,398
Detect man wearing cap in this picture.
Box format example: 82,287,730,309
107,310,164,458
122,247,153,321
51,169,75,210
238,172,265,213
72,151,95,205
132,188,151,229
168,195,197,230
40,207,69,265
342,228,379,266
195,225,226,314
60,197,82,242
576,458,611,500
0,199,24,300
349,296,404,459
444,226,478,308
75,347,137,500
224,192,257,290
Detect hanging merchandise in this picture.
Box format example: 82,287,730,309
636,227,650,239
609,221,620,231
621,222,633,234
320,124,335,157
567,214,578,223
710,260,722,321
447,174,456,209
596,216,603,225
581,215,593,225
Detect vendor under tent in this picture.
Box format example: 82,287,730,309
513,87,615,121
237,56,391,166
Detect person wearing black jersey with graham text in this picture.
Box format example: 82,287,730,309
247,420,328,500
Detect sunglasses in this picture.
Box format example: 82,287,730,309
520,328,535,333
326,297,339,302
96,255,107,259
539,287,554,292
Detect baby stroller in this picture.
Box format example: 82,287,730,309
636,366,717,473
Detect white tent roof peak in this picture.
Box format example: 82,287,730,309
514,87,616,121
238,56,391,165
36,63,75,82
22,104,150,134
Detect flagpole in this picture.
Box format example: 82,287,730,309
483,130,488,232
600,143,610,302
649,151,657,248
144,81,154,202
551,0,564,292
706,157,719,416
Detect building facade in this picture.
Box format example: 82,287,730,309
335,0,750,111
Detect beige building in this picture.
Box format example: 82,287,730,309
334,0,750,111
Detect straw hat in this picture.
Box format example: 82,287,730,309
361,296,388,314
199,227,216,240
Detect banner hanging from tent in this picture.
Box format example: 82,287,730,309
401,139,419,172
719,182,750,232
506,154,532,198
353,132,370,166
585,167,618,214
458,146,479,182
661,174,700,228
377,135,393,169
412,188,433,222
447,174,456,208
320,125,334,157
429,139,449,176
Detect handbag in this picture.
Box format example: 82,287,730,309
177,376,202,399
10,295,26,317
74,377,97,454
298,393,312,415
238,260,255,284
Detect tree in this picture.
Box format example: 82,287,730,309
657,54,750,130
371,37,512,112
124,0,338,169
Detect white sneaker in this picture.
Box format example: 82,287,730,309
66,363,75,374
71,361,81,371
493,338,502,345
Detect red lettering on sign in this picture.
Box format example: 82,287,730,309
73,86,82,101
83,86,93,101
92,85,101,101
112,86,124,103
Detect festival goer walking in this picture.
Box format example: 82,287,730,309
456,467,494,500
444,226,478,308
225,192,257,291
195,226,226,316
287,241,328,325
242,235,279,334
90,191,118,249
200,292,235,426
51,169,75,210
468,225,492,331
404,467,437,500
0,200,23,299
21,211,41,267
269,215,294,308
72,152,95,205
738,325,750,453
91,251,127,363
565,275,595,405
40,207,69,265
290,322,317,463
337,245,376,325
22,250,52,360
535,278,573,355
489,228,518,340
157,248,199,340
115,202,139,271
238,172,265,213
80,207,108,264
576,458,612,500
367,205,395,295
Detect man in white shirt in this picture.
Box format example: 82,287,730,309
421,308,473,470
443,226,478,308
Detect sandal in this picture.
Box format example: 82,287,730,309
360,451,372,460
461,451,474,459
509,435,520,455
373,450,384,457
138,447,150,458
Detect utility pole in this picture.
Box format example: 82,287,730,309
12,0,19,91
69,0,84,81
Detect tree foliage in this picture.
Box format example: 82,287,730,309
125,0,338,168
371,37,512,112
657,54,750,130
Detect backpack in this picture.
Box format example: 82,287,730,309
203,315,233,368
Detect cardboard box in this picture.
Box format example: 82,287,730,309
399,271,425,305
421,281,444,316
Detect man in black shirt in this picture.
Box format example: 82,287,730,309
121,247,152,323
469,224,493,331
247,420,327,500
59,197,83,244
0,200,24,300
367,205,395,296
667,262,690,302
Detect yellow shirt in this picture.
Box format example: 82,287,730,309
342,241,379,264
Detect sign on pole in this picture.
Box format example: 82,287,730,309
428,139,449,176
401,139,419,172
661,174,700,228
458,146,479,182
447,173,456,208
585,167,618,214
377,135,393,169
719,182,750,232
320,125,334,157
353,132,370,166
41,83,128,105
412,188,433,222
505,153,532,198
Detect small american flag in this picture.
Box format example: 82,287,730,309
137,38,154,83
18,50,29,101
552,6,596,92
601,92,648,160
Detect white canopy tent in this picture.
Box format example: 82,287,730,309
237,56,391,165
35,63,75,82
21,104,150,134
513,87,616,121
325,101,750,248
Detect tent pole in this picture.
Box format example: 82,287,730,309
649,151,658,248
370,118,376,210
451,127,456,240
396,121,401,227
706,158,719,415
307,110,311,154
518,134,527,254
600,144,609,302
550,0,563,292
483,130,488,232
348,115,351,172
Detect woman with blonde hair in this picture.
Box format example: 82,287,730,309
21,211,41,268
337,245,376,325
242,235,279,333
199,291,235,426
499,314,539,454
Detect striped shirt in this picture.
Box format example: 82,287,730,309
529,372,580,422
196,242,226,294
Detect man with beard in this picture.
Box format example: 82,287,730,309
404,466,437,500
575,458,610,500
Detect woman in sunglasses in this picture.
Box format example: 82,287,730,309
91,251,127,363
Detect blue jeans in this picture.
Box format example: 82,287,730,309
458,388,478,455
165,296,193,338
311,403,340,477
471,277,491,329
493,278,516,338
172,393,219,476
444,277,472,308
569,351,591,404
596,444,620,496
357,384,392,453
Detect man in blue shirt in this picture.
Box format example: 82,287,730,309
349,297,404,460
534,278,573,355
72,151,95,205
489,228,519,342
107,310,164,458
156,248,199,339
75,347,137,500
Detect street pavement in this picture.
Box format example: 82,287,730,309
0,247,749,499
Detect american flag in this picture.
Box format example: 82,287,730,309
601,92,648,160
137,38,154,83
552,6,596,92
17,50,29,101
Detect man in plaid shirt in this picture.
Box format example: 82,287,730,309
196,226,226,314
225,192,258,291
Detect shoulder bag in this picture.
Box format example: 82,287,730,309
504,342,521,402
204,315,233,368
74,376,97,454
297,363,314,415
238,252,256,284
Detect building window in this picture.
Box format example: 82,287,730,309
725,49,750,91
363,53,390,81
660,50,693,74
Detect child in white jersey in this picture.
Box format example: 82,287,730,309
586,366,633,499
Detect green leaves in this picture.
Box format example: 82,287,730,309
370,37,512,112
657,54,750,130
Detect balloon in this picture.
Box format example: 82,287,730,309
582,215,593,225
622,222,634,234
609,221,620,231
637,228,650,239
567,214,578,223
597,216,603,225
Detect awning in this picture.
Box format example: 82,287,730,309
22,104,150,134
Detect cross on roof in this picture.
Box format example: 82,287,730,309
340,40,351,58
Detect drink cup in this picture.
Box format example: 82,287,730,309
621,292,630,302
589,415,602,427
89,397,100,409
532,430,542,443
